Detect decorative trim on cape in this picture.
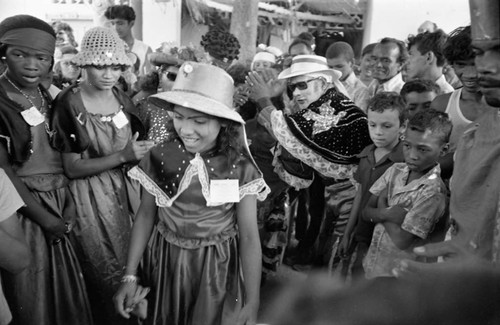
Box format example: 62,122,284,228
128,152,270,208
271,109,358,180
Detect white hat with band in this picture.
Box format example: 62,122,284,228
149,62,244,124
278,54,341,82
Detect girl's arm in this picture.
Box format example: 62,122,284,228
236,194,261,325
114,191,157,319
62,133,155,179
0,215,30,273
0,145,65,240
338,185,363,256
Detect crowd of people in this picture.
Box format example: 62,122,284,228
0,1,499,324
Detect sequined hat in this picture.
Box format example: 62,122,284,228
149,62,244,124
71,26,131,67
278,55,342,81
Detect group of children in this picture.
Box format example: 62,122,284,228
0,3,496,325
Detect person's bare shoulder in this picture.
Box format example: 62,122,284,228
430,92,452,112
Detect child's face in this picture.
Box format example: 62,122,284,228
367,108,403,150
173,105,222,154
252,60,273,72
403,128,446,173
404,91,437,119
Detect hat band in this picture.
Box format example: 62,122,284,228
169,88,232,111
0,28,55,57
290,61,330,74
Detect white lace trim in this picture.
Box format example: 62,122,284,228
0,135,11,155
129,154,270,208
272,145,314,190
271,110,357,180
240,178,270,201
128,167,172,207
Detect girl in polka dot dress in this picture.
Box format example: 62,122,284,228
114,62,269,325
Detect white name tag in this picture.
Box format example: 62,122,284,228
210,179,240,203
21,106,45,126
112,110,129,129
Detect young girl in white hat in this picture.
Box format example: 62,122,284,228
114,62,269,325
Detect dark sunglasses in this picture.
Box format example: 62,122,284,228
287,77,322,92
164,71,177,82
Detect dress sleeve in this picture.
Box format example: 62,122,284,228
401,186,446,239
238,156,270,202
50,87,90,153
0,169,25,222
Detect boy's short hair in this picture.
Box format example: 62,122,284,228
407,109,452,144
443,26,474,63
400,79,440,99
407,30,448,67
104,5,136,22
367,92,407,124
325,41,354,62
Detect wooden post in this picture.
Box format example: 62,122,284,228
130,0,143,40
230,0,259,65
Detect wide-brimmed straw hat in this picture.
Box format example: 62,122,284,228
72,26,131,67
278,54,341,81
149,62,244,124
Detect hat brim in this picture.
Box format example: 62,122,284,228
149,90,245,124
278,67,342,81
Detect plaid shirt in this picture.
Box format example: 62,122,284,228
363,163,447,278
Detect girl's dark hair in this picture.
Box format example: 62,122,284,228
166,114,245,166
217,120,245,166
138,70,160,92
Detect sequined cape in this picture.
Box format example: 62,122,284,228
282,88,371,164
129,137,270,208
0,83,52,165
270,88,372,189
50,83,146,153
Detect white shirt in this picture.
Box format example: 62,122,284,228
131,39,153,77
343,72,370,112
435,74,454,95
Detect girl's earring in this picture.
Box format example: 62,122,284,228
1,57,5,60
399,133,405,140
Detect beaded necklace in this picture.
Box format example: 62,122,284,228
3,73,55,137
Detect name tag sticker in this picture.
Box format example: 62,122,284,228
21,106,45,126
210,179,240,203
112,111,129,129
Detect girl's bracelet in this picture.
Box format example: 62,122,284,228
121,274,139,283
